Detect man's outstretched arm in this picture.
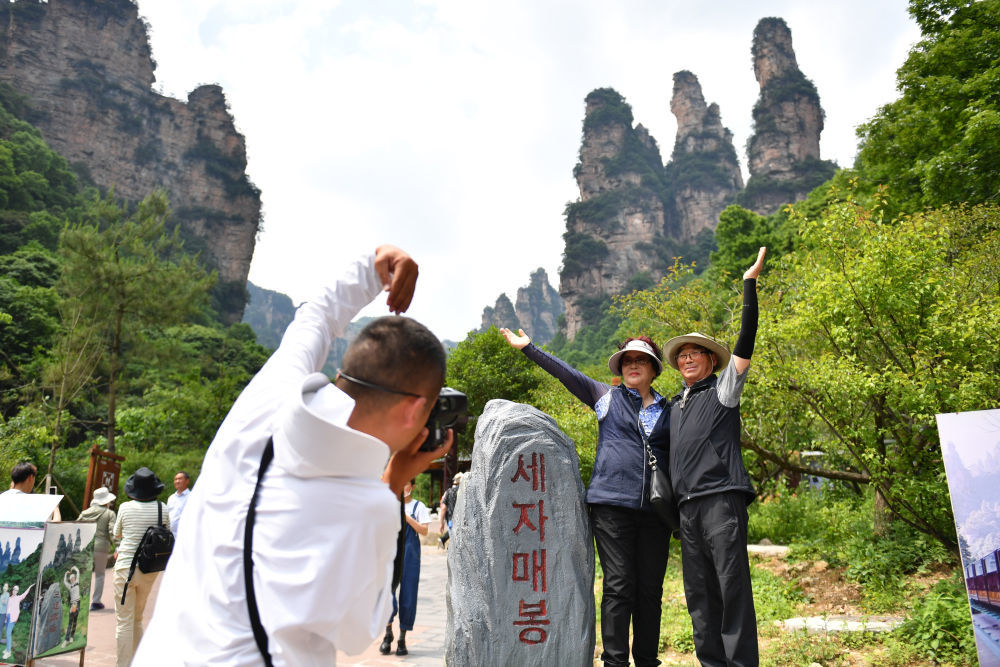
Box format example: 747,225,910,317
733,247,766,375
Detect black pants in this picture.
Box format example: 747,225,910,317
679,492,758,667
65,604,79,642
590,504,671,667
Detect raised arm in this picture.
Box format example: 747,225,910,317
732,247,765,375
500,328,609,408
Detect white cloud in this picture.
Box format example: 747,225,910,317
138,0,920,341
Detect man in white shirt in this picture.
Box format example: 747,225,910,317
135,245,452,666
1,462,36,497
166,471,190,538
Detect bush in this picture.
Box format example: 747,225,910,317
897,575,977,665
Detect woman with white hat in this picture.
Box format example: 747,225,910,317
77,487,117,610
501,328,670,667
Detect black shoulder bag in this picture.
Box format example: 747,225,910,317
634,403,680,536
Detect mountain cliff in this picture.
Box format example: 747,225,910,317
739,17,837,214
0,0,261,323
554,17,836,339
558,77,742,339
480,268,564,345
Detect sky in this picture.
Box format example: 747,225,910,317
137,1,922,342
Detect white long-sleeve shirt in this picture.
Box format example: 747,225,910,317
134,253,401,666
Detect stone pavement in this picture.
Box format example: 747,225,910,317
33,546,449,666
336,546,447,666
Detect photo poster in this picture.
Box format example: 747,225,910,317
30,521,97,660
937,408,1000,667
0,521,45,667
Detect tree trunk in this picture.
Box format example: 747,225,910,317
106,306,124,453
874,486,892,536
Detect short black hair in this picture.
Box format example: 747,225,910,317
11,462,36,485
340,317,446,409
176,471,190,480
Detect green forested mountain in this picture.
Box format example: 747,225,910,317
0,84,268,516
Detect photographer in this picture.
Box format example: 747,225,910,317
135,245,452,666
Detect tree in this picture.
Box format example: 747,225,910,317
855,0,1000,211
750,198,1000,551
445,327,542,455
617,194,1000,553
58,191,215,452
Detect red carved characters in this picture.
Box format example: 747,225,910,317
510,452,551,644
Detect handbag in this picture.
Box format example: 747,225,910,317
635,409,680,536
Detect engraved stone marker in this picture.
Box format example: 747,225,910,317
34,582,62,655
446,399,595,666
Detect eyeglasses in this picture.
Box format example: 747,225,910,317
621,355,652,366
337,370,423,398
676,350,709,362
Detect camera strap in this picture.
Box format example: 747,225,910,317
244,437,275,667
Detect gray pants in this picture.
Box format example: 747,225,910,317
679,492,758,667
92,548,109,606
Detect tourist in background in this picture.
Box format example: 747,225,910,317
113,468,169,667
438,471,462,546
166,471,191,539
77,486,116,611
501,328,671,667
380,479,431,656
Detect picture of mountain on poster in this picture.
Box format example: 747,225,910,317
0,523,43,667
937,409,1000,667
31,523,96,659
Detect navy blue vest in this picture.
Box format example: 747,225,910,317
586,384,669,510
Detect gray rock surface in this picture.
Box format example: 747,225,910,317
446,400,595,666
34,582,62,655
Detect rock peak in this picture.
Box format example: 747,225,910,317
740,16,836,215
0,0,261,323
752,17,799,89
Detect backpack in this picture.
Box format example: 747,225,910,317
120,501,173,604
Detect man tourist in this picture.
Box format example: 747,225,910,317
438,471,462,546
113,467,170,667
134,245,452,665
2,462,36,497
166,471,191,539
664,247,766,667
77,486,116,610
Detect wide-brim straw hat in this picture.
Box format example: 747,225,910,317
607,339,664,376
91,487,115,507
663,332,730,371
124,467,165,501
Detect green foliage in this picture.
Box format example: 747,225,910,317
710,206,774,279
898,575,977,664
58,191,216,451
560,229,610,280
755,199,1000,550
736,157,837,210
855,0,1000,211
750,565,807,622
445,328,542,455
526,370,600,484
581,88,634,133
547,295,624,369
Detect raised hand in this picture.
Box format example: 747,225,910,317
743,247,767,280
374,244,419,314
500,327,531,350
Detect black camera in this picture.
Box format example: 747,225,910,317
421,387,469,451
